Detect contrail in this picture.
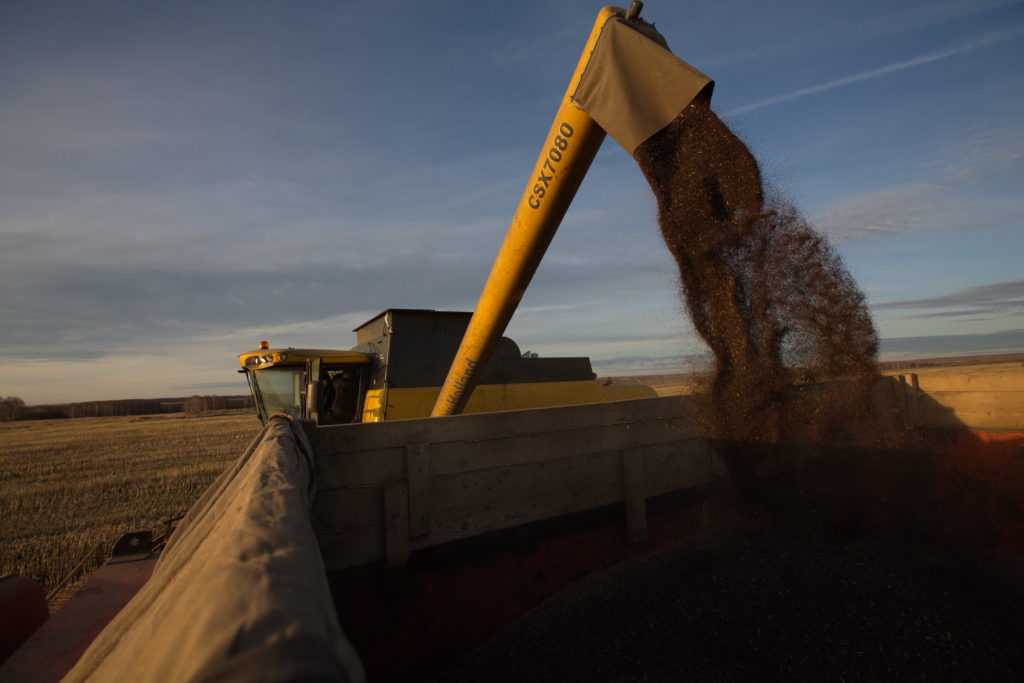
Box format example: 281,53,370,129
726,24,1024,116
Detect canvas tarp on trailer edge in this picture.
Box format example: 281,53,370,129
63,415,364,683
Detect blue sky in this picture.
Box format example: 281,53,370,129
2,0,1022,404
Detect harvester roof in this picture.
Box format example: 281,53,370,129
238,348,372,370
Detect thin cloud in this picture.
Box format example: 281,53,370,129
923,117,1024,182
879,328,1024,356
726,24,1024,116
872,280,1024,327
894,309,1001,320
812,183,949,242
874,279,1024,310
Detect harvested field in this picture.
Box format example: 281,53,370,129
0,409,260,609
610,373,711,398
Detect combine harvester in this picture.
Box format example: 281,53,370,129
3,3,1023,681
236,308,656,425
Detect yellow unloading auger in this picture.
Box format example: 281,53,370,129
432,2,713,416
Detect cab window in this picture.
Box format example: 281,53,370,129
252,367,304,421
319,366,364,425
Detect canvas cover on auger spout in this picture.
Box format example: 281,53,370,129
571,15,713,153
63,416,364,683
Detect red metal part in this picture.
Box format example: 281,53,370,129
932,430,1024,556
0,576,49,665
0,558,156,682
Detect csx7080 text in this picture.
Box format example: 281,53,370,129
528,122,574,210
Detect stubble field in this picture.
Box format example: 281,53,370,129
0,409,260,608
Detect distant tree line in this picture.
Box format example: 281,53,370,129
1,396,25,422
182,395,254,413
2,395,254,421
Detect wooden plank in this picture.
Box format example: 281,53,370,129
298,419,317,453
919,391,1024,430
315,418,693,492
430,416,699,475
415,481,624,551
622,449,647,543
870,376,898,417
430,450,623,512
910,374,921,426
315,441,725,571
317,526,384,571
315,395,687,455
898,375,910,422
889,377,904,423
316,421,435,458
384,484,410,566
406,443,431,538
641,440,719,497
915,372,1024,393
313,439,709,526
319,478,627,571
316,447,405,491
311,488,382,532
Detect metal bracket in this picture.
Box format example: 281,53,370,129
110,530,153,561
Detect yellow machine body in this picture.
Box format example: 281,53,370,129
239,309,656,426
373,382,655,422
241,361,654,425
238,348,372,371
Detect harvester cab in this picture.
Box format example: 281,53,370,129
239,346,372,425
238,308,655,425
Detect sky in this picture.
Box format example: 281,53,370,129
1,0,1022,405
